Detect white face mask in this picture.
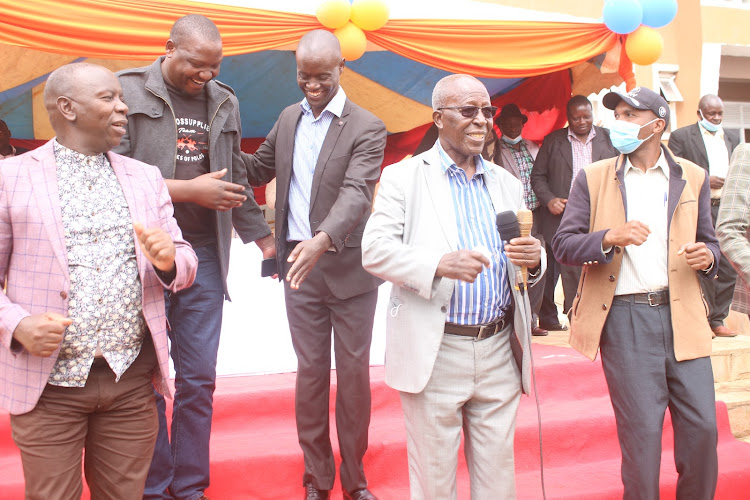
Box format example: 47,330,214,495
501,134,522,145
699,110,721,133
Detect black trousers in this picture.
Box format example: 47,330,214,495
600,296,718,500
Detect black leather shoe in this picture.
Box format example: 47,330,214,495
304,483,330,500
343,489,378,500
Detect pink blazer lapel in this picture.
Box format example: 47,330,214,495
107,152,149,277
27,142,68,274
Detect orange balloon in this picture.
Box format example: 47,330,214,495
625,25,664,66
335,22,367,61
316,0,351,30
351,0,390,31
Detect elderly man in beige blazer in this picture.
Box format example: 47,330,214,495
362,74,544,500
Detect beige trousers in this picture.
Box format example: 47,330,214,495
399,324,522,500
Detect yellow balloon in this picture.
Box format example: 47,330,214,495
351,0,390,31
625,25,664,66
316,0,351,30
335,22,367,61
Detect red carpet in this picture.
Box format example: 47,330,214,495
1,344,749,499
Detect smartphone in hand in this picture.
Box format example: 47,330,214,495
261,257,278,277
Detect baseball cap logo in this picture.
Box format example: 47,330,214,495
625,88,641,106
658,106,667,117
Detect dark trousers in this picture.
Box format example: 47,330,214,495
703,204,738,328
283,255,378,492
11,337,159,500
539,240,581,326
144,245,225,500
600,296,718,500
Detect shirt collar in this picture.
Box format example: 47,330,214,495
623,148,670,180
698,120,724,140
53,139,108,165
0,145,16,159
436,139,492,176
567,125,596,144
300,86,347,120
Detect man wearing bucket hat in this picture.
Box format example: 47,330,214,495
483,103,547,336
553,86,720,499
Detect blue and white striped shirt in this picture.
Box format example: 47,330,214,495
287,87,347,242
438,141,511,325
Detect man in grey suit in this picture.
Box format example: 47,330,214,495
530,95,618,330
362,74,543,500
244,30,385,500
669,94,741,337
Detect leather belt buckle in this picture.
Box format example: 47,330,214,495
477,317,503,340
647,292,659,307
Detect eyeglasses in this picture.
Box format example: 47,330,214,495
437,106,498,120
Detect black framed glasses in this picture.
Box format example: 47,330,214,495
437,105,498,120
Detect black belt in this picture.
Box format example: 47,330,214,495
711,199,721,206
445,315,510,340
614,290,670,306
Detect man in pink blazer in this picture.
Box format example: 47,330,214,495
0,63,197,499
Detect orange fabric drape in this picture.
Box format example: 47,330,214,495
0,0,631,79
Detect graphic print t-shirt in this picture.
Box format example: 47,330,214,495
166,82,215,247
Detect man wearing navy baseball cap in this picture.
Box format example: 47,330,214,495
553,85,720,499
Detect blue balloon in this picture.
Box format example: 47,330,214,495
603,0,644,35
641,0,678,28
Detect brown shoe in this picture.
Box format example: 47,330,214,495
712,325,738,338
344,489,378,500
532,326,549,336
304,483,330,500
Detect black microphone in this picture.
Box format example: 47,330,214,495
496,211,520,241
496,211,524,293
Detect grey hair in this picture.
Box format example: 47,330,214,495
432,74,482,110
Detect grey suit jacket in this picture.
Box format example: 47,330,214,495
362,143,546,395
668,122,740,172
245,97,386,300
717,144,750,313
530,126,618,243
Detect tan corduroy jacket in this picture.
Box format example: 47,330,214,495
552,147,720,362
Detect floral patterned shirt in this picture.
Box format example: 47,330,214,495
49,141,145,387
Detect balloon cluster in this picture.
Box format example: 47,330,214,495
602,0,677,66
316,0,390,61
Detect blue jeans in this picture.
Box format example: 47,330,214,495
143,245,224,500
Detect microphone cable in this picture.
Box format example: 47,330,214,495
518,282,547,500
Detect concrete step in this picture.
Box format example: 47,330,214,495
715,378,750,440
711,333,750,383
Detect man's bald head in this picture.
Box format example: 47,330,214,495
431,74,484,111
170,14,221,48
295,30,345,117
296,29,342,60
697,94,725,128
43,63,90,115
43,63,128,155
699,94,723,112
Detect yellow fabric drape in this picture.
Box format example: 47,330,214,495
0,0,630,79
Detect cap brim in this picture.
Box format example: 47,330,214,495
602,92,625,111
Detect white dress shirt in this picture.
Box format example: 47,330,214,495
287,87,347,242
614,151,670,295
699,122,729,199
